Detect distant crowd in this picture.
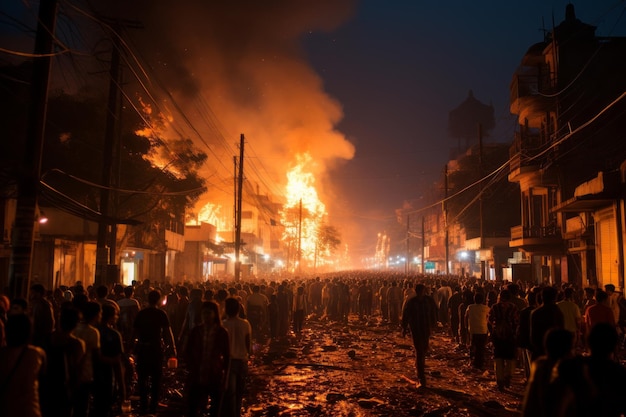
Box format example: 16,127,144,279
1,271,625,417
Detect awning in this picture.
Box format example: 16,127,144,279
203,255,229,264
551,195,615,213
551,170,619,213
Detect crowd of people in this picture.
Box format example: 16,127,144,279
396,275,626,416
1,271,626,417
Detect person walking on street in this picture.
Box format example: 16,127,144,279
530,286,564,360
292,286,307,335
222,298,252,417
246,285,269,341
73,301,101,417
387,281,403,324
557,287,582,347
401,283,437,387
132,290,177,415
0,313,47,417
447,286,462,343
41,306,85,417
93,304,125,417
116,286,140,353
458,289,475,348
604,284,621,325
489,289,519,390
517,290,537,381
185,301,230,417
521,328,574,417
465,292,490,370
29,284,55,348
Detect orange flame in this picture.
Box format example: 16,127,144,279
280,152,326,271
134,98,183,178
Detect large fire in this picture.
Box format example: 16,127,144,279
134,99,184,178
281,152,327,272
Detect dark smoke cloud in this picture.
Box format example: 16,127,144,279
90,0,357,206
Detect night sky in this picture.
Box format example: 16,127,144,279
2,0,626,264
304,0,626,257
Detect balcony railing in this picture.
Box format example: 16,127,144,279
509,130,543,172
511,224,562,240
510,69,552,105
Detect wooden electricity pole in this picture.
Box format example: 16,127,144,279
234,134,245,281
444,164,450,275
94,18,141,285
478,123,485,279
9,0,58,298
95,30,121,286
421,216,425,274
298,199,303,275
406,215,410,276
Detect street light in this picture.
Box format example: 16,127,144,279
38,212,48,224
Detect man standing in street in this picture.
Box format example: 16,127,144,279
223,297,252,417
132,290,177,416
447,285,462,343
604,284,621,326
489,289,519,390
246,285,269,341
387,281,403,324
29,283,55,348
530,286,564,360
466,292,490,370
401,283,437,387
557,287,582,347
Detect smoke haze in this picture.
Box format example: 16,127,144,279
111,0,357,202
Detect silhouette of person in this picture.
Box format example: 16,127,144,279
401,283,437,387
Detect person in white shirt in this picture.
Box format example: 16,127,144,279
465,292,490,370
604,284,621,325
557,287,582,346
223,297,252,417
72,302,101,417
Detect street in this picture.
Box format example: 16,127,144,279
153,314,524,417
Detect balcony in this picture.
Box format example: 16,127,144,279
509,130,543,177
509,224,563,252
510,70,554,127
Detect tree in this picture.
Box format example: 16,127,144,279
317,224,341,255
34,89,207,257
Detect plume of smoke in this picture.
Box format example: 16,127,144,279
104,0,356,198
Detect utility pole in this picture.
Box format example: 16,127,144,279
233,155,237,246
92,18,141,286
406,215,410,276
421,216,425,274
444,164,450,275
234,134,244,281
478,123,484,279
95,29,121,286
297,198,302,275
9,0,59,299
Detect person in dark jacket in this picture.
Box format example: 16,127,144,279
517,290,537,380
550,323,626,417
132,290,176,415
401,283,437,387
530,286,564,360
185,301,230,417
489,289,520,390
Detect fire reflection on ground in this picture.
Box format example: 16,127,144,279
153,312,523,416
239,314,524,417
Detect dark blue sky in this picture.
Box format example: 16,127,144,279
302,1,626,254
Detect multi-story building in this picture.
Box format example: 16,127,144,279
508,5,626,287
